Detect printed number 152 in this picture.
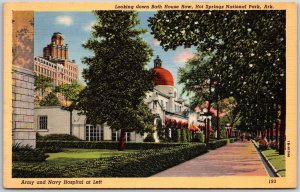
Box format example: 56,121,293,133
269,179,276,184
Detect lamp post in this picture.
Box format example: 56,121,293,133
203,108,211,145
225,123,232,138
198,107,212,145
225,123,229,138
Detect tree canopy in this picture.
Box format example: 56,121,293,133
34,75,52,97
149,10,286,153
55,81,84,108
39,92,60,106
78,11,155,150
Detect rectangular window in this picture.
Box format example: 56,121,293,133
112,130,119,141
111,130,131,141
126,132,131,141
100,125,104,141
38,116,48,130
85,124,103,141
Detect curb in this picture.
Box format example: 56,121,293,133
251,140,281,177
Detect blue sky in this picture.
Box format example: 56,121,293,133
34,11,196,100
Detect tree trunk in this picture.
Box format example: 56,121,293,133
275,104,279,150
206,100,211,145
69,110,73,136
205,118,210,145
266,127,270,141
270,123,274,141
279,101,286,155
118,129,126,151
216,103,220,140
261,128,265,139
275,121,279,148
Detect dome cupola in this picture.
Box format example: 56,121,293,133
152,55,174,86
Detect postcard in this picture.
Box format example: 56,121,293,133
3,1,297,189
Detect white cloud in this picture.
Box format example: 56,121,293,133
149,38,161,46
173,49,195,65
55,15,73,26
83,20,96,32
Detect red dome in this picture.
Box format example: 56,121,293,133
152,67,174,86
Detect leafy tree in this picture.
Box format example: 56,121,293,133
149,10,285,154
55,81,84,135
178,51,224,143
34,75,52,97
39,92,60,106
55,81,84,107
78,11,155,151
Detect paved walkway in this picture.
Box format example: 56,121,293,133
152,141,269,177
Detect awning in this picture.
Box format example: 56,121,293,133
188,124,200,132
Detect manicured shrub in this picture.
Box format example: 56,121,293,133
171,128,178,142
209,139,228,150
193,132,205,143
12,163,63,178
229,138,235,143
220,128,227,139
95,143,207,177
144,134,155,142
13,143,208,178
180,129,187,142
37,134,82,141
176,129,181,142
259,139,269,151
36,132,43,140
164,128,171,142
13,143,49,162
156,118,167,142
269,140,278,149
36,141,188,150
186,130,191,142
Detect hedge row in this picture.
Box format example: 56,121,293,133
36,141,189,150
37,134,82,141
13,143,207,178
209,139,228,149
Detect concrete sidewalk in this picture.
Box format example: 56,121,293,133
152,141,269,177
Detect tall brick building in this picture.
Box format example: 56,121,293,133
34,32,79,87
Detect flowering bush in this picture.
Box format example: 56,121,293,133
269,140,278,149
259,139,269,151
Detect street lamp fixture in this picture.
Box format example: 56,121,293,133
225,123,231,138
198,107,211,145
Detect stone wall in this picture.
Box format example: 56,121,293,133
12,11,36,147
12,66,36,147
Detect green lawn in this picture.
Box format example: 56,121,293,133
262,149,286,177
45,148,138,166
